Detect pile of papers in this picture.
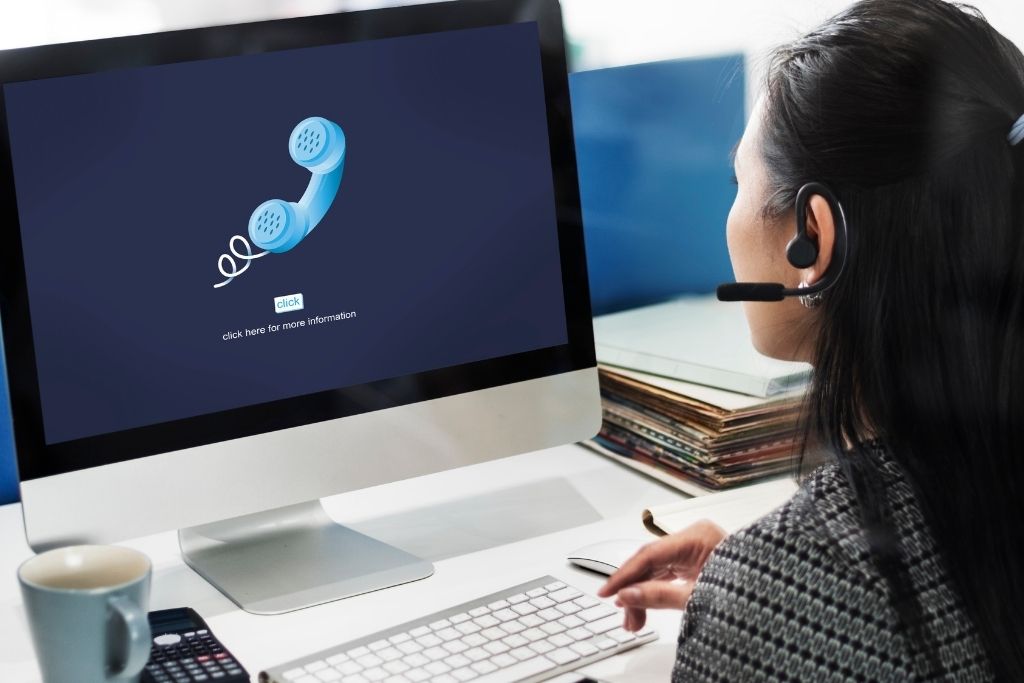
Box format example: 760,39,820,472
585,296,811,494
589,366,804,492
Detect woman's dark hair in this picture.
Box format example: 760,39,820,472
760,0,1024,677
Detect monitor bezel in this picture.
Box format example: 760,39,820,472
0,0,594,483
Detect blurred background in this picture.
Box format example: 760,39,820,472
1,0,1022,502
7,0,1021,313
1,0,1021,312
2,0,1023,99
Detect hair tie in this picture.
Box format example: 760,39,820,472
1010,114,1024,146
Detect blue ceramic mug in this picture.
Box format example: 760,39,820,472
18,545,152,683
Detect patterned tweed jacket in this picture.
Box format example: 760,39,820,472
673,444,993,682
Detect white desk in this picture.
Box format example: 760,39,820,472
0,444,788,683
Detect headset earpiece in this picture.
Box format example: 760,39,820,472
786,233,818,269
715,181,849,302
786,183,821,269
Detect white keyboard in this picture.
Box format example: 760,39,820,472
259,576,657,683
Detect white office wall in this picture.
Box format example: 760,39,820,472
561,0,1024,110
2,1,1022,56
561,0,1024,66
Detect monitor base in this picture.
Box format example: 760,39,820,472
178,500,434,615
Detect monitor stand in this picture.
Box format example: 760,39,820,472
178,500,434,615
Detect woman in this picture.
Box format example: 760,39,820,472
599,0,1024,680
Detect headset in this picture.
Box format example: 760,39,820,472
214,116,346,288
716,182,849,302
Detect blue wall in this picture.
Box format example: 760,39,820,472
0,329,17,504
570,55,746,314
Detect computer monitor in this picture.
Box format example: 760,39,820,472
0,0,598,614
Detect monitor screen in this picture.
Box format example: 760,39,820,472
0,7,592,480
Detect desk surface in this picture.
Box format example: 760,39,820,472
0,444,790,682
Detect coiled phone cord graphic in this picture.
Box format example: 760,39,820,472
213,235,268,289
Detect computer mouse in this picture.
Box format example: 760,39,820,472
567,539,648,576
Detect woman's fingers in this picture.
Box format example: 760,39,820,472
597,520,727,598
623,605,646,632
618,580,694,610
597,539,675,597
615,580,696,632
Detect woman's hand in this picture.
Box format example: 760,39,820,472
597,519,727,632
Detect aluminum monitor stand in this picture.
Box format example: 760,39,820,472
179,500,433,615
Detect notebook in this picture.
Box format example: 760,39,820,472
641,477,799,535
593,295,812,397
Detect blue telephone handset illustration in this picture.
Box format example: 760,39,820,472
214,116,345,287
249,117,345,252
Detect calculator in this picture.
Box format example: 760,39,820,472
142,607,250,683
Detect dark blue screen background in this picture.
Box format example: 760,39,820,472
4,22,567,445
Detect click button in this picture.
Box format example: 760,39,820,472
274,293,304,314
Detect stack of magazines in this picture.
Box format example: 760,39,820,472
584,296,811,494
587,365,805,493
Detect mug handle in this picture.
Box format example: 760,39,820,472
108,595,152,680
